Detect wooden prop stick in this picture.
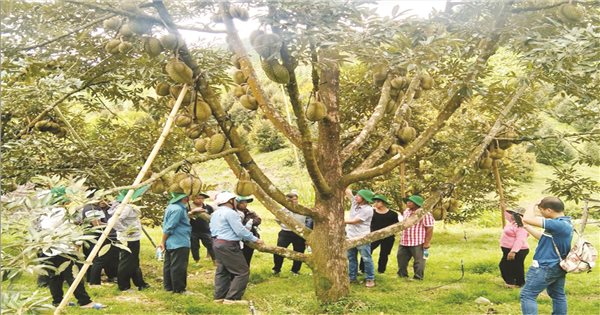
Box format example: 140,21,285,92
54,85,189,314
492,158,507,227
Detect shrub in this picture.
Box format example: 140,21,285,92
250,119,287,152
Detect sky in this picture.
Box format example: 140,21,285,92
180,1,446,46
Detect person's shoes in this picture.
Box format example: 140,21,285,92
223,299,248,305
175,290,195,295
213,299,224,304
291,271,300,276
349,279,360,284
365,280,375,288
80,302,106,309
107,277,118,283
272,270,280,275
412,277,423,281
504,283,519,289
121,289,136,293
138,284,151,291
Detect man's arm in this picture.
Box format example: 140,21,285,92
158,233,169,251
344,188,353,200
523,224,542,240
423,226,433,249
521,206,544,240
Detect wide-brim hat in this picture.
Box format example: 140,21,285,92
512,206,526,215
215,191,237,205
404,195,424,207
168,192,188,204
195,192,210,199
357,189,374,203
236,195,254,203
372,194,390,205
286,189,299,198
117,185,149,203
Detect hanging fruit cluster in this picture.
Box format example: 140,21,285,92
248,30,290,85
152,172,203,196
557,3,584,23
34,120,67,138
305,93,327,122
235,171,255,196
229,55,258,111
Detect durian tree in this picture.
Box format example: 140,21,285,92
2,0,599,303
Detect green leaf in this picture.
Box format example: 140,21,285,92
98,243,111,257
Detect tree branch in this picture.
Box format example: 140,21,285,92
511,1,599,13
340,78,392,162
219,3,303,148
495,130,600,142
249,243,309,263
10,13,115,52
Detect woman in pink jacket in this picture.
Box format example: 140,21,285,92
499,207,529,288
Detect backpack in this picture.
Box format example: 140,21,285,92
552,229,598,273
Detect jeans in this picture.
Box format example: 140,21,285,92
520,264,567,315
360,236,395,273
348,244,374,281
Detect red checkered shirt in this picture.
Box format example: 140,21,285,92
400,208,435,247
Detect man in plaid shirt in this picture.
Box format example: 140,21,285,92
397,195,434,280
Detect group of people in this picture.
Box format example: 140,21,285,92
38,183,574,314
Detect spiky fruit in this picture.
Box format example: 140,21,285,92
173,172,189,184
271,61,290,84
249,30,265,47
235,173,254,196
179,176,202,196
144,37,163,57
233,70,246,84
160,34,180,51
397,126,417,144
252,33,281,59
194,138,208,153
118,41,133,54
194,99,212,122
151,179,165,194
478,157,493,170
446,198,461,213
105,39,121,54
261,59,277,82
103,17,121,31
174,115,193,127
119,24,135,38
185,124,203,139
170,85,192,104
168,182,184,193
489,148,505,160
229,6,249,21
389,144,403,155
391,77,406,89
155,82,171,96
233,85,245,98
559,4,583,22
420,73,434,90
373,65,387,86
432,207,444,220
166,59,193,84
305,101,327,121
208,134,227,154
240,95,258,110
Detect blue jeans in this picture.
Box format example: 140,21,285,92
348,244,374,281
520,264,567,315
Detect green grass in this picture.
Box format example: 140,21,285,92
4,217,600,314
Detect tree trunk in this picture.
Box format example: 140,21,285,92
309,196,349,302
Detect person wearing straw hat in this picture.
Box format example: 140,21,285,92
344,188,376,288
235,195,262,266
499,207,529,289
188,192,215,264
210,191,264,305
359,194,399,274
159,192,192,293
272,189,310,276
397,195,434,280
111,186,151,291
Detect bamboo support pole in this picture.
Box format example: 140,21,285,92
580,200,589,234
281,84,301,169
492,159,507,227
54,85,189,314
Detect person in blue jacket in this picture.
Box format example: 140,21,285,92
158,192,192,293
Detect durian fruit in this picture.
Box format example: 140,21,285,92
207,133,227,154
420,72,434,90
168,172,187,193
160,34,180,51
489,147,505,160
168,182,184,193
444,198,461,213
118,41,134,54
233,85,245,98
151,178,166,194
391,77,406,90
389,144,403,155
144,37,163,57
179,176,202,196
173,172,189,184
229,5,249,21
194,99,212,122
103,17,121,31
166,59,193,84
235,172,254,196
249,30,265,47
119,24,135,38
271,60,290,84
170,85,192,104
105,39,121,54
373,65,388,86
478,157,493,170
155,82,171,96
185,124,203,139
385,99,397,115
174,114,193,127
233,70,246,85
35,120,59,132
261,59,277,82
252,33,282,59
396,125,417,144
194,138,208,153
559,3,584,22
305,101,327,121
431,206,444,220
53,127,67,138
240,95,258,110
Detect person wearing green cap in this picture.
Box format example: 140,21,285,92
344,188,376,288
111,187,150,292
397,194,434,280
359,194,399,274
159,192,192,293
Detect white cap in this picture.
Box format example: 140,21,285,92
215,191,237,205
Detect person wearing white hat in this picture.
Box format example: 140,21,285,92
210,192,264,305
